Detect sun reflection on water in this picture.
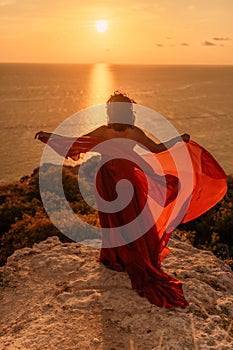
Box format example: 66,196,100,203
88,63,114,106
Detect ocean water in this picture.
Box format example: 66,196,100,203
0,63,232,183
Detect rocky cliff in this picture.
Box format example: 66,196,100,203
0,235,232,350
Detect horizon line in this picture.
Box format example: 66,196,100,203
0,61,233,67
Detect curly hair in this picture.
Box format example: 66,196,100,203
106,90,136,131
106,90,136,104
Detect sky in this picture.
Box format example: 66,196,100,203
0,0,233,65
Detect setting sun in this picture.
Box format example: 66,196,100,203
96,20,108,33
0,2,232,64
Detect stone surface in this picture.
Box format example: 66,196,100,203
0,235,232,350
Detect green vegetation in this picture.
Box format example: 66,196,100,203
0,159,100,266
0,160,232,269
177,175,233,269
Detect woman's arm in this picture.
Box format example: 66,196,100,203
34,125,106,141
34,128,106,161
35,131,52,140
133,127,190,153
34,131,79,159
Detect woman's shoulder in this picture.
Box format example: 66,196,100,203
126,126,146,140
84,125,108,137
84,124,145,141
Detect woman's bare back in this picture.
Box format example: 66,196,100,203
84,124,189,153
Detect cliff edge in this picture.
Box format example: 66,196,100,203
0,235,232,350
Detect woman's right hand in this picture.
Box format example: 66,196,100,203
181,133,190,142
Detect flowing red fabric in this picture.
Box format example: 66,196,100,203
38,134,227,308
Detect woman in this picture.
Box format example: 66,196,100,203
35,91,227,309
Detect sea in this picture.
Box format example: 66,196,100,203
0,63,232,183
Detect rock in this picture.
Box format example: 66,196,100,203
0,235,232,350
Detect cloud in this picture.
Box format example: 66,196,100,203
213,37,231,41
180,42,189,46
156,44,164,47
202,41,216,46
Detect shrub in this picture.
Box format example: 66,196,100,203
178,175,233,269
0,160,100,266
0,162,232,270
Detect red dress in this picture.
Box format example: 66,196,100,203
38,134,227,308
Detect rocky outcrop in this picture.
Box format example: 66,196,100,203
0,235,232,350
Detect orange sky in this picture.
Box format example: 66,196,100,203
0,0,233,64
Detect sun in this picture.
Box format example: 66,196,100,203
96,20,108,33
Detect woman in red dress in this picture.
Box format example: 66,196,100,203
35,91,227,309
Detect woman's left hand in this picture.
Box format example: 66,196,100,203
34,131,51,140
